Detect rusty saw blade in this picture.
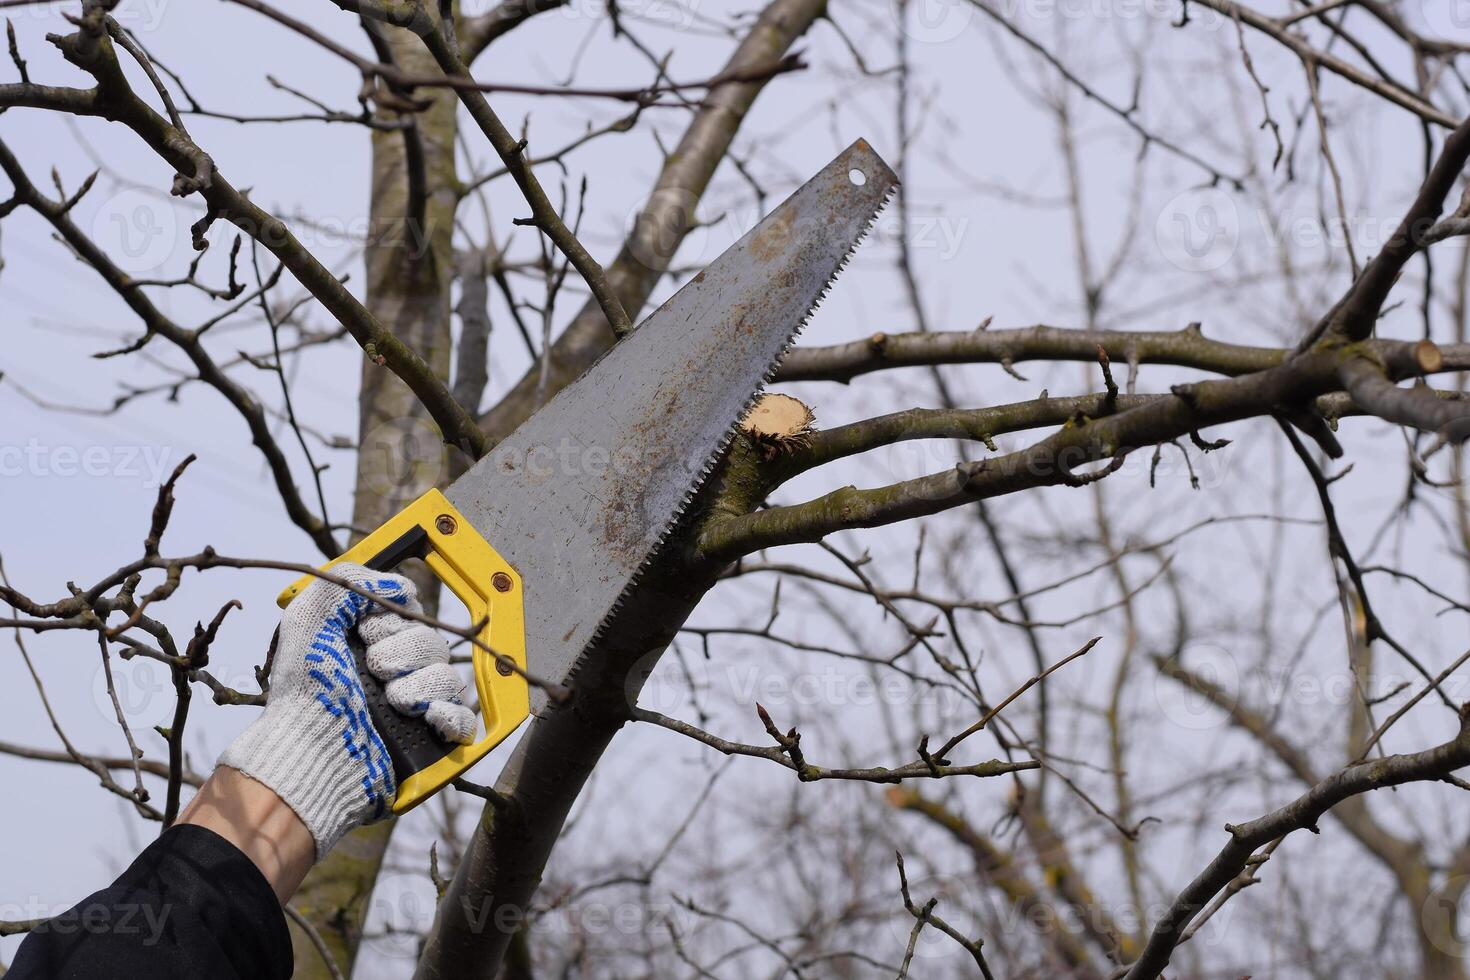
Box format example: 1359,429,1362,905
445,139,897,713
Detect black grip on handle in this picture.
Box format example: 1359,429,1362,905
353,526,460,786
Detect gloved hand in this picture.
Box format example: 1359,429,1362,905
219,564,476,858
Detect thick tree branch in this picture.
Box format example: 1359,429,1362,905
1328,112,1470,341
780,322,1282,382
778,324,1470,385
787,391,1157,475
1340,356,1470,436
702,339,1470,560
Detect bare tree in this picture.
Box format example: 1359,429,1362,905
6,0,1470,977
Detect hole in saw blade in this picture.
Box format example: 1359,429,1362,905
848,168,866,186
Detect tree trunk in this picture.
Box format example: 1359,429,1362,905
287,14,461,976
413,428,777,978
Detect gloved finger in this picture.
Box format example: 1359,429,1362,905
363,620,452,680
424,701,477,744
357,595,426,646
291,564,418,631
384,661,467,717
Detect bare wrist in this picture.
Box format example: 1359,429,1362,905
177,765,317,903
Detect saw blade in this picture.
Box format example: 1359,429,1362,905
444,139,898,713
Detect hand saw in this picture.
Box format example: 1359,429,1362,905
277,140,897,813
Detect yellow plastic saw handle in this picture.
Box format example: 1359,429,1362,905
277,488,529,814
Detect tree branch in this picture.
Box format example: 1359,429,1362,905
1123,714,1470,979
702,338,1470,561
0,12,488,457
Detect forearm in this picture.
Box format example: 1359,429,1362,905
177,765,316,903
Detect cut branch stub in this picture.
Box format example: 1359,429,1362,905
740,393,815,458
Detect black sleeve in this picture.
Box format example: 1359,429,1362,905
7,824,293,980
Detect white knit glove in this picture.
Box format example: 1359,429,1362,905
220,564,476,857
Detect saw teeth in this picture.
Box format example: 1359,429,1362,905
567,176,899,681
572,175,899,667
580,175,899,655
